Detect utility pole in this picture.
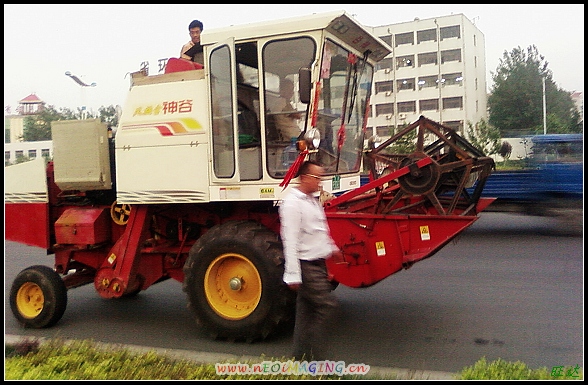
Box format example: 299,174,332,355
542,77,547,135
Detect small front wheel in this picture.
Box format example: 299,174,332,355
10,265,68,328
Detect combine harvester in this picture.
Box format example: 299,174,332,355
6,11,495,341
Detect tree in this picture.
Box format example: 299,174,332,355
465,118,502,156
14,154,32,165
498,141,512,163
21,105,119,142
21,106,73,141
98,105,120,128
488,45,581,136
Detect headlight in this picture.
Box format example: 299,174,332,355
304,127,321,150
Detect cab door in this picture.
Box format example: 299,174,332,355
208,38,240,184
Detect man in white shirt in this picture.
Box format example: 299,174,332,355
279,160,341,361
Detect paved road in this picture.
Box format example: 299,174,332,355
5,212,583,376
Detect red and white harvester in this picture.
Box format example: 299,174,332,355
6,11,494,341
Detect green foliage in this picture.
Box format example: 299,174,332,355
22,106,66,141
97,105,120,128
21,104,119,142
498,140,513,165
465,118,502,156
5,339,583,380
4,339,385,380
378,123,417,154
544,111,581,134
494,158,528,170
13,153,31,164
488,45,581,137
457,357,583,380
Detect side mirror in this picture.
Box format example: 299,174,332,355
298,67,311,104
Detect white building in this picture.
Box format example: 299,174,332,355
4,93,54,165
367,14,487,138
5,140,53,164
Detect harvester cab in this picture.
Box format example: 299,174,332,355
115,11,391,205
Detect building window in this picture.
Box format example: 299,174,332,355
28,149,37,158
420,99,439,111
440,25,460,40
473,35,477,46
42,148,50,159
375,103,394,116
376,125,393,137
375,81,394,94
395,32,414,46
396,55,414,69
418,75,438,89
441,72,463,86
15,150,24,158
397,78,415,91
442,97,463,109
441,49,461,64
365,127,374,137
397,101,416,113
379,35,392,46
417,28,437,44
5,151,10,162
444,120,463,132
376,58,393,72
418,52,437,66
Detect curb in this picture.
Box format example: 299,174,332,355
5,334,457,380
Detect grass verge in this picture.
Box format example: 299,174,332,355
5,337,583,380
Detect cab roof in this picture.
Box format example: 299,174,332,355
200,10,391,63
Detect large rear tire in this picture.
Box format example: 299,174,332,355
10,265,68,328
183,220,295,342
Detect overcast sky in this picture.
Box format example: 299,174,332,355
4,4,584,114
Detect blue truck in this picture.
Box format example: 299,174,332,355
474,133,583,234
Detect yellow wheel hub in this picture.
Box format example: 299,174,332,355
204,253,262,320
110,201,132,225
16,282,44,319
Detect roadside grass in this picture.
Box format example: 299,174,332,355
459,357,582,380
4,338,583,380
4,338,392,380
494,159,529,170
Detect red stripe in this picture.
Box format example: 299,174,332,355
155,125,174,136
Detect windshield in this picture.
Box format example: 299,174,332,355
314,39,373,175
262,37,316,179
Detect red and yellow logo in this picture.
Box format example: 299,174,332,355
121,117,203,136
